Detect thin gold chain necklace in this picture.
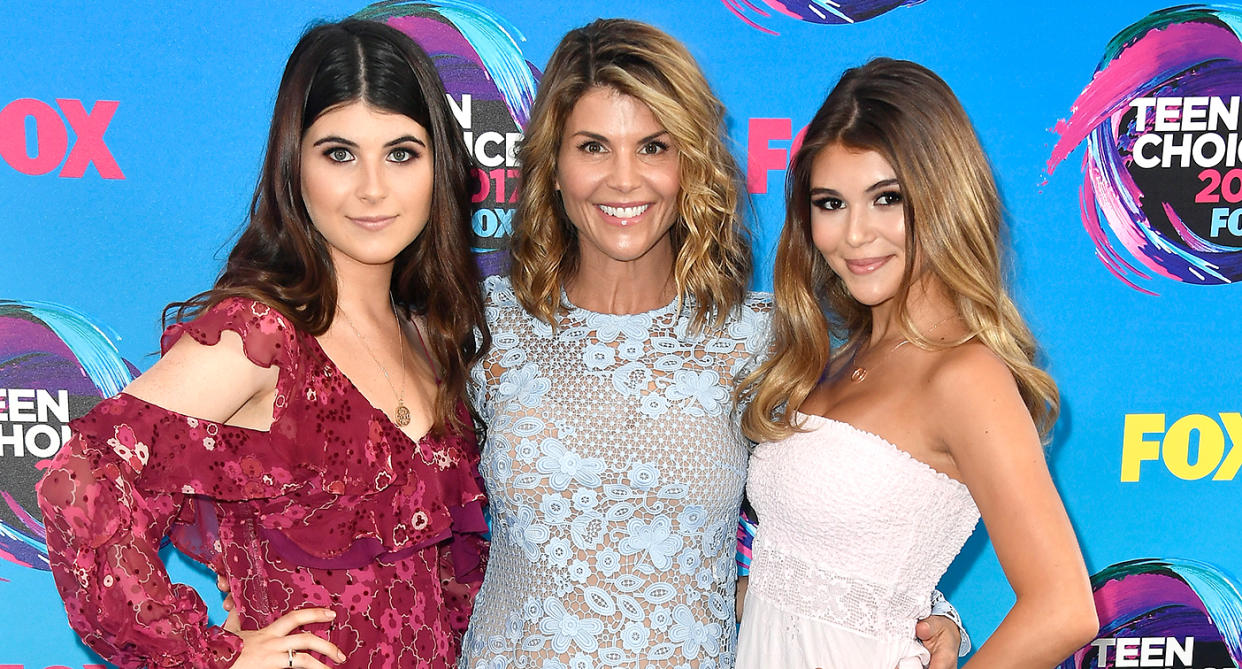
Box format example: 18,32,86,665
849,338,909,383
337,303,411,427
848,313,958,384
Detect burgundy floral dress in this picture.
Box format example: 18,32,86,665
36,298,488,668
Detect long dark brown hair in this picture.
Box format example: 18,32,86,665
167,19,488,433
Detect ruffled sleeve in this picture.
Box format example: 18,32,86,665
36,394,242,669
161,298,297,371
145,298,302,564
34,297,292,668
157,297,487,579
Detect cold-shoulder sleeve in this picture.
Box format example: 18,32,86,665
35,298,298,668
37,394,243,669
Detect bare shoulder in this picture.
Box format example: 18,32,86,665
124,327,280,423
154,328,280,384
926,340,1020,405
924,340,1033,450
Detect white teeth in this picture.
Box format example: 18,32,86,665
599,204,649,219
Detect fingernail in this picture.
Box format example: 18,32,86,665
338,652,346,661
327,610,336,618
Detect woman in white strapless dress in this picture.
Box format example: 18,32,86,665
735,58,1100,668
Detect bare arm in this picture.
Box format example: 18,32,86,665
933,348,1097,668
123,330,277,427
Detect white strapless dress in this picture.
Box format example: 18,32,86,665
736,413,980,669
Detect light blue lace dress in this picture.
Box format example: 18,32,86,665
460,275,771,669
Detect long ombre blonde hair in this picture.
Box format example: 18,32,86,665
508,18,751,330
740,58,1059,442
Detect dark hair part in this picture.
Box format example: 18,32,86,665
167,19,488,433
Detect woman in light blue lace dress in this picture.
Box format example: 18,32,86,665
459,20,964,669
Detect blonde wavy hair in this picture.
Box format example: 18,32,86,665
740,58,1059,442
508,18,751,330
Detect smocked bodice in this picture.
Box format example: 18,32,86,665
745,412,979,641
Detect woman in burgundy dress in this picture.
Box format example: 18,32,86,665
36,19,489,669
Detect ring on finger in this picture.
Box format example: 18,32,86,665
287,648,295,668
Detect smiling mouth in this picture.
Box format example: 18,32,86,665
598,204,650,221
349,215,396,230
845,256,893,274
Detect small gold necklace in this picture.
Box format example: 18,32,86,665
337,303,411,426
849,339,909,383
848,313,958,384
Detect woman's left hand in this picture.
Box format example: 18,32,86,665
916,615,961,669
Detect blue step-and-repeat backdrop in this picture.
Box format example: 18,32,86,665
2,1,1240,666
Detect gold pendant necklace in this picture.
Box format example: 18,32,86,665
849,339,909,383
337,302,411,427
849,313,958,383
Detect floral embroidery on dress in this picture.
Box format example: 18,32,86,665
462,276,771,668
37,297,488,669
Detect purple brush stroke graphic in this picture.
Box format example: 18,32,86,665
0,301,136,572
1048,8,1242,293
1,317,102,396
723,0,925,33
1060,558,1242,668
354,1,542,277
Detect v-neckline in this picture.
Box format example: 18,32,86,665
307,329,433,447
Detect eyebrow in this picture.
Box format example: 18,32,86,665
311,135,427,148
809,178,901,197
569,129,671,144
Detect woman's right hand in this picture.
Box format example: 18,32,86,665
218,572,237,613
224,606,345,668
